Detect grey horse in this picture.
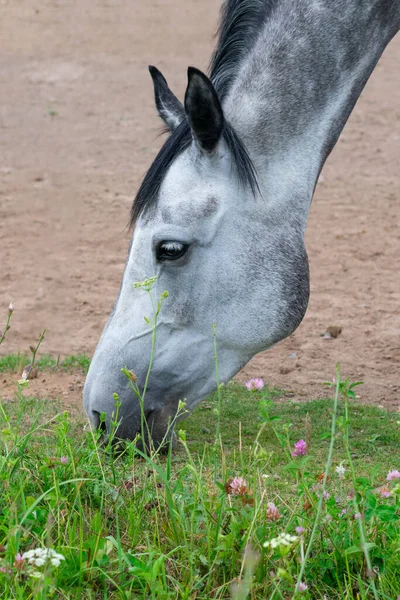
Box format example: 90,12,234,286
84,0,400,447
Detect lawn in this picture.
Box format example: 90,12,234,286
0,355,399,599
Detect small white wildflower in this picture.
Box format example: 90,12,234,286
22,547,65,569
335,463,346,479
263,532,298,549
51,558,61,567
285,534,298,543
34,558,45,567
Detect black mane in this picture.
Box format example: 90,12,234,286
210,0,277,99
130,121,191,226
130,0,272,227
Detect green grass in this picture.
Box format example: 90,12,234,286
183,384,400,477
0,374,399,599
0,353,90,374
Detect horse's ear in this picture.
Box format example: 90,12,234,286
184,67,224,153
149,66,185,132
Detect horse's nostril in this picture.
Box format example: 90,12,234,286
91,410,107,434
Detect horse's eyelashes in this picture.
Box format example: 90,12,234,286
163,242,184,252
156,241,190,262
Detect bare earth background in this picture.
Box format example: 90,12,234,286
0,1,399,411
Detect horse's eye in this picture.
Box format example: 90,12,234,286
156,241,189,262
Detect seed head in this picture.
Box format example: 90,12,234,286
14,552,24,569
266,501,281,521
379,486,391,498
126,370,137,383
225,476,248,496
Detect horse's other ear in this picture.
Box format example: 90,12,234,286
184,67,224,153
149,66,185,132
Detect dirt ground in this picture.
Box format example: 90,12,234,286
0,1,399,412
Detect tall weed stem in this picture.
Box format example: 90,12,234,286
294,364,341,594
343,385,379,600
212,323,222,448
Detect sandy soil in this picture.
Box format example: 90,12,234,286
0,1,399,412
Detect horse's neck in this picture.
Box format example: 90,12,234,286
224,0,400,224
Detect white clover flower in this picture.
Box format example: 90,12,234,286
263,532,298,549
335,463,346,479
